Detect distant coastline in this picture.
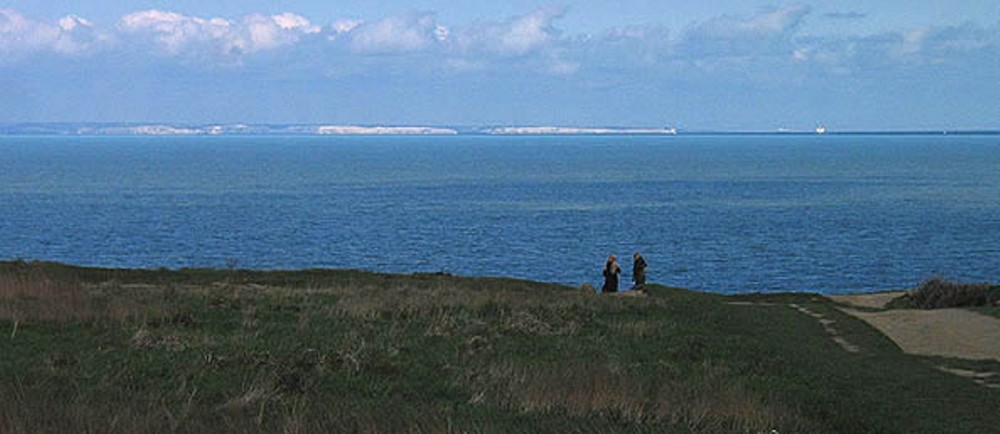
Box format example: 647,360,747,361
486,126,678,135
0,123,997,136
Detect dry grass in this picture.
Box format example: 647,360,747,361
609,318,660,338
468,359,804,432
0,265,182,329
331,282,597,319
7,262,995,433
0,271,90,323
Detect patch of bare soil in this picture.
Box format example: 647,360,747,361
838,307,1000,362
826,292,906,309
829,292,1000,387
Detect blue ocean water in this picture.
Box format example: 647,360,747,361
1,134,998,293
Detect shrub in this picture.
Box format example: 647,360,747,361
989,286,1000,306
903,277,993,309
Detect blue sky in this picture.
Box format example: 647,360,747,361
1,1,998,130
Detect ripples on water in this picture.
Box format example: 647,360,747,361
1,134,998,293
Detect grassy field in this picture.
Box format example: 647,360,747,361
1,261,998,433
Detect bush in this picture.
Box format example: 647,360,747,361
900,277,994,309
989,286,1000,307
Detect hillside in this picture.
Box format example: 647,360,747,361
1,261,998,433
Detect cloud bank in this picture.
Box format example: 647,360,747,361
1,5,995,75
0,8,107,57
119,10,320,59
346,12,442,54
0,5,997,129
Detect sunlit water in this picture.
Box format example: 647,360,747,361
2,134,998,293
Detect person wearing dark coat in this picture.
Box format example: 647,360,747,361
602,255,621,293
632,252,647,292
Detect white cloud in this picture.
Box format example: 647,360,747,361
497,7,562,55
1,8,55,53
244,13,319,51
120,9,319,58
53,15,105,54
272,13,317,32
0,9,105,57
433,8,574,75
449,7,565,56
58,15,92,32
331,19,362,35
2,5,996,86
120,10,234,55
347,13,440,54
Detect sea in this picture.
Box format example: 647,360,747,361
1,134,998,294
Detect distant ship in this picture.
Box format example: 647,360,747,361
815,126,827,134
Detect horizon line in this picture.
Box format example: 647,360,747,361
1,122,998,136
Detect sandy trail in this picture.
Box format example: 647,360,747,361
827,292,905,309
828,293,1000,362
840,308,1000,361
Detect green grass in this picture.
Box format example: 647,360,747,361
974,306,1000,319
1,261,998,433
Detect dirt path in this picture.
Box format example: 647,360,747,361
732,293,1000,387
828,293,1000,362
838,307,1000,361
727,301,861,353
789,303,860,353
826,292,905,310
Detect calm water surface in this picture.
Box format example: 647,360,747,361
1,134,998,293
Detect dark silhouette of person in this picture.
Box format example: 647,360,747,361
632,252,647,292
602,255,621,293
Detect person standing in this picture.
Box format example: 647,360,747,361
602,255,621,293
632,252,648,292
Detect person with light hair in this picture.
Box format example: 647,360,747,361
602,255,621,293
